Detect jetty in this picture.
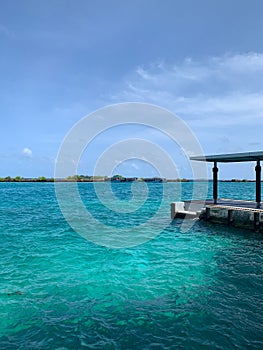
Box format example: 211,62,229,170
171,151,263,232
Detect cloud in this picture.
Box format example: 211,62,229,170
111,52,263,128
248,141,262,146
131,162,139,170
22,147,33,158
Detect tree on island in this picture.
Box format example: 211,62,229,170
66,175,88,181
37,176,47,182
14,176,24,182
4,176,12,182
111,174,125,181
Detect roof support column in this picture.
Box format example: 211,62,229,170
255,160,261,208
213,161,218,204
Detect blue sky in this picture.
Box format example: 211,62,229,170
1,0,263,179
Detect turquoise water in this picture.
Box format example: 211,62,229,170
0,182,263,349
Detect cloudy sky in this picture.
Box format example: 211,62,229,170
1,0,263,179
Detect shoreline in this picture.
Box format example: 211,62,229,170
0,178,258,183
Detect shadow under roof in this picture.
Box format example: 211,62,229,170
190,151,263,163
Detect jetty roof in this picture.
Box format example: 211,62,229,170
190,151,263,163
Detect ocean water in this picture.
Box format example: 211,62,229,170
0,182,262,349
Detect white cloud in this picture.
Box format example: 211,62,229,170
131,162,139,170
22,147,33,158
214,53,263,73
111,52,263,128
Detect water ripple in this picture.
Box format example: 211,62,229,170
0,183,263,349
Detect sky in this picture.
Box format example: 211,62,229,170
1,0,263,179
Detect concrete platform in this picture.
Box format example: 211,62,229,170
171,199,263,232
